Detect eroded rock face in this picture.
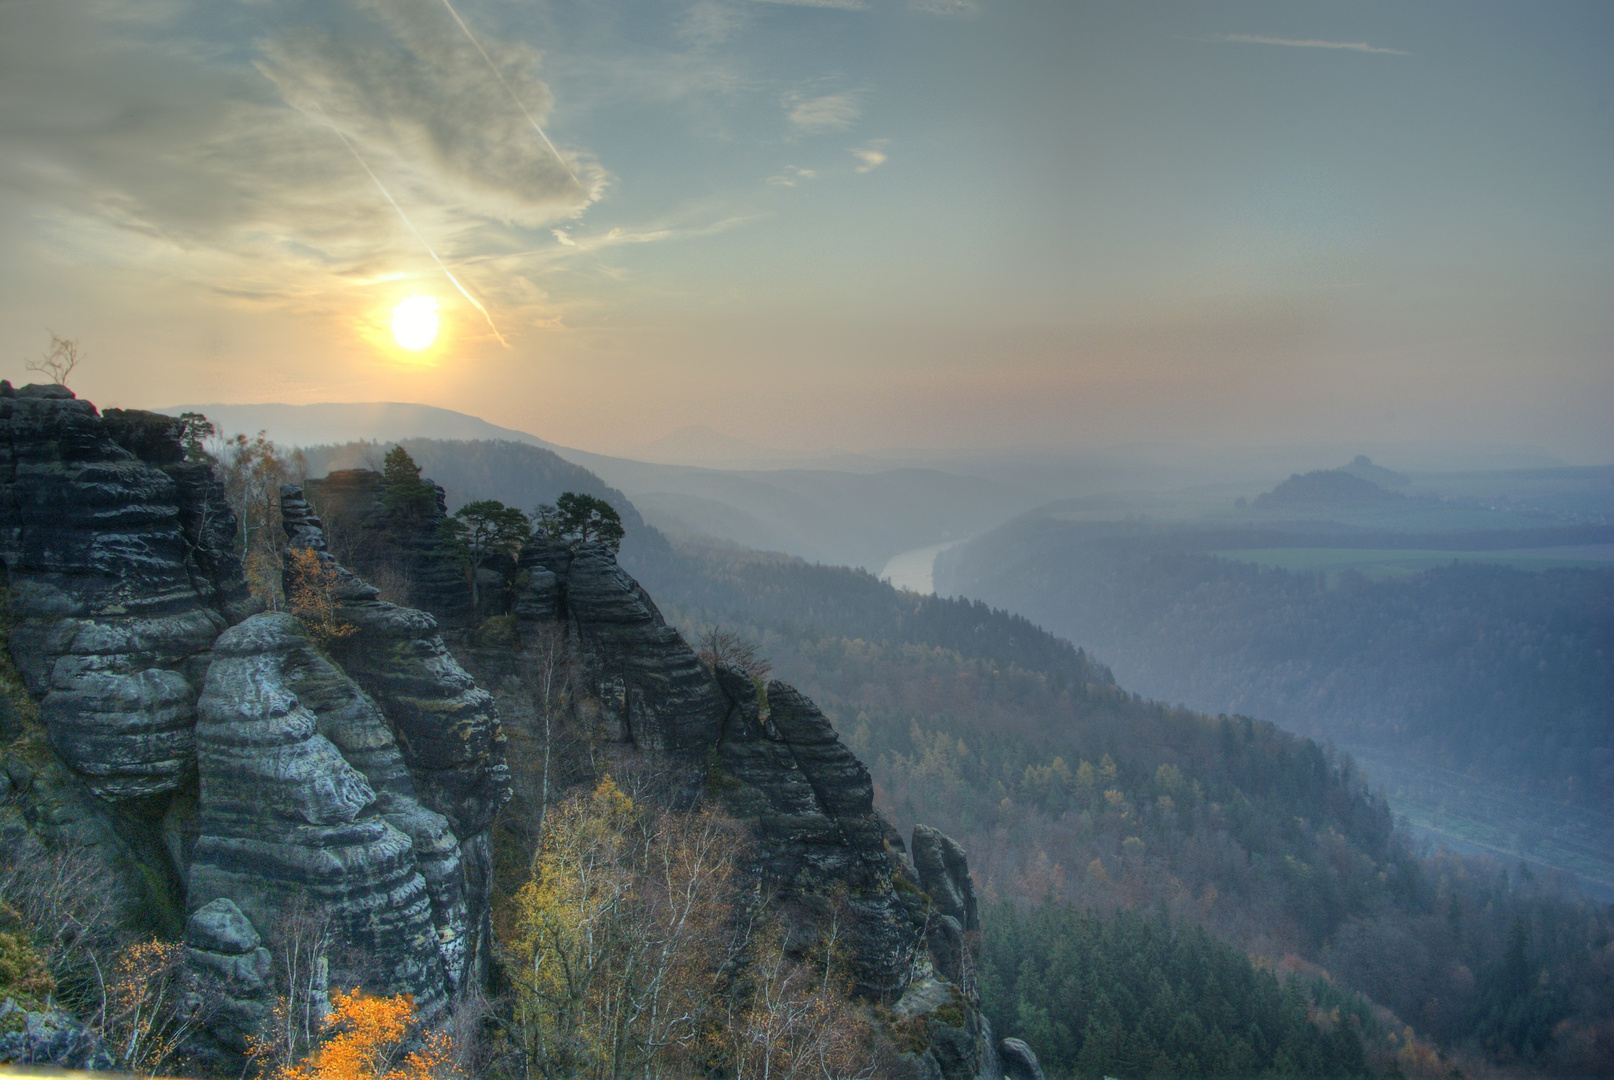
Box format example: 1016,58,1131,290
302,469,469,621
0,387,253,800
189,613,453,1018
291,471,1006,1080
555,543,729,751
279,484,510,987
185,898,273,1053
712,667,918,997
913,824,980,932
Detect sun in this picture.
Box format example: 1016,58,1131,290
392,295,440,350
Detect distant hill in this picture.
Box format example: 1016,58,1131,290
1253,468,1402,510
939,512,1614,833
159,401,1041,571
156,400,562,452
1340,454,1410,488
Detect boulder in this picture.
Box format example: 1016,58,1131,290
998,1038,1047,1080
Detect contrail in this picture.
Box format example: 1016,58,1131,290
313,103,509,348
436,0,586,194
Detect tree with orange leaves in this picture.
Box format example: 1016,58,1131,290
273,988,455,1080
285,548,357,650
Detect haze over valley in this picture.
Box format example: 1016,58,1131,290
4,0,1612,1077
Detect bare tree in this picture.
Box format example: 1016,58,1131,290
524,623,574,846
0,839,124,1011
247,897,335,1077
696,626,772,683
506,781,755,1080
25,332,81,387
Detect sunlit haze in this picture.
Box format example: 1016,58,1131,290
1,0,1610,461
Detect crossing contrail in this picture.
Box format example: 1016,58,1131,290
436,0,586,194
313,103,509,348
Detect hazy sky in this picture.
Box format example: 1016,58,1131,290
2,0,1610,459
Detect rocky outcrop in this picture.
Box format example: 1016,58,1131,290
189,613,454,1018
912,824,980,932
546,542,729,751
0,997,116,1072
998,1038,1047,1080
502,532,1005,1080
301,469,469,621
712,666,917,997
185,898,274,1053
0,386,254,801
0,398,512,1067
279,485,509,987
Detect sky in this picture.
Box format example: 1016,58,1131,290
1,0,1610,460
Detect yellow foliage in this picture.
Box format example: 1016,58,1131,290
274,988,453,1080
0,928,54,1002
104,938,197,1077
286,548,357,649
506,776,743,1080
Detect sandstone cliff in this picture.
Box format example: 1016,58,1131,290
0,386,510,1067
299,470,1022,1080
1,389,1033,1080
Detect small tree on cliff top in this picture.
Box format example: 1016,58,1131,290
286,548,357,650
436,499,530,616
534,492,624,553
26,332,81,387
381,446,436,517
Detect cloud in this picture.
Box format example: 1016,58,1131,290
750,0,866,9
787,92,861,133
766,166,817,187
257,0,606,222
908,0,981,16
850,139,888,172
0,0,625,336
1203,33,1410,56
678,1,750,47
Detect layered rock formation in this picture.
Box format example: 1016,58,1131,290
190,614,457,1019
0,389,510,1067
301,469,469,621
0,391,1036,1080
504,533,1008,1079
305,471,1019,1078
0,386,252,802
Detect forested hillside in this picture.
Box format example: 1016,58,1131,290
939,517,1614,814
636,539,1614,1077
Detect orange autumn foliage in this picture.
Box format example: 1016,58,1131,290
274,988,454,1080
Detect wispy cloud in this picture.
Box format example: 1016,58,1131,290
851,139,888,173
1203,33,1410,56
751,0,866,8
908,0,980,16
766,166,817,187
678,1,751,47
787,92,861,133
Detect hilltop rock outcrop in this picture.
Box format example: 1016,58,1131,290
0,387,253,802
0,390,511,1068
306,472,1021,1080
0,387,1031,1080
